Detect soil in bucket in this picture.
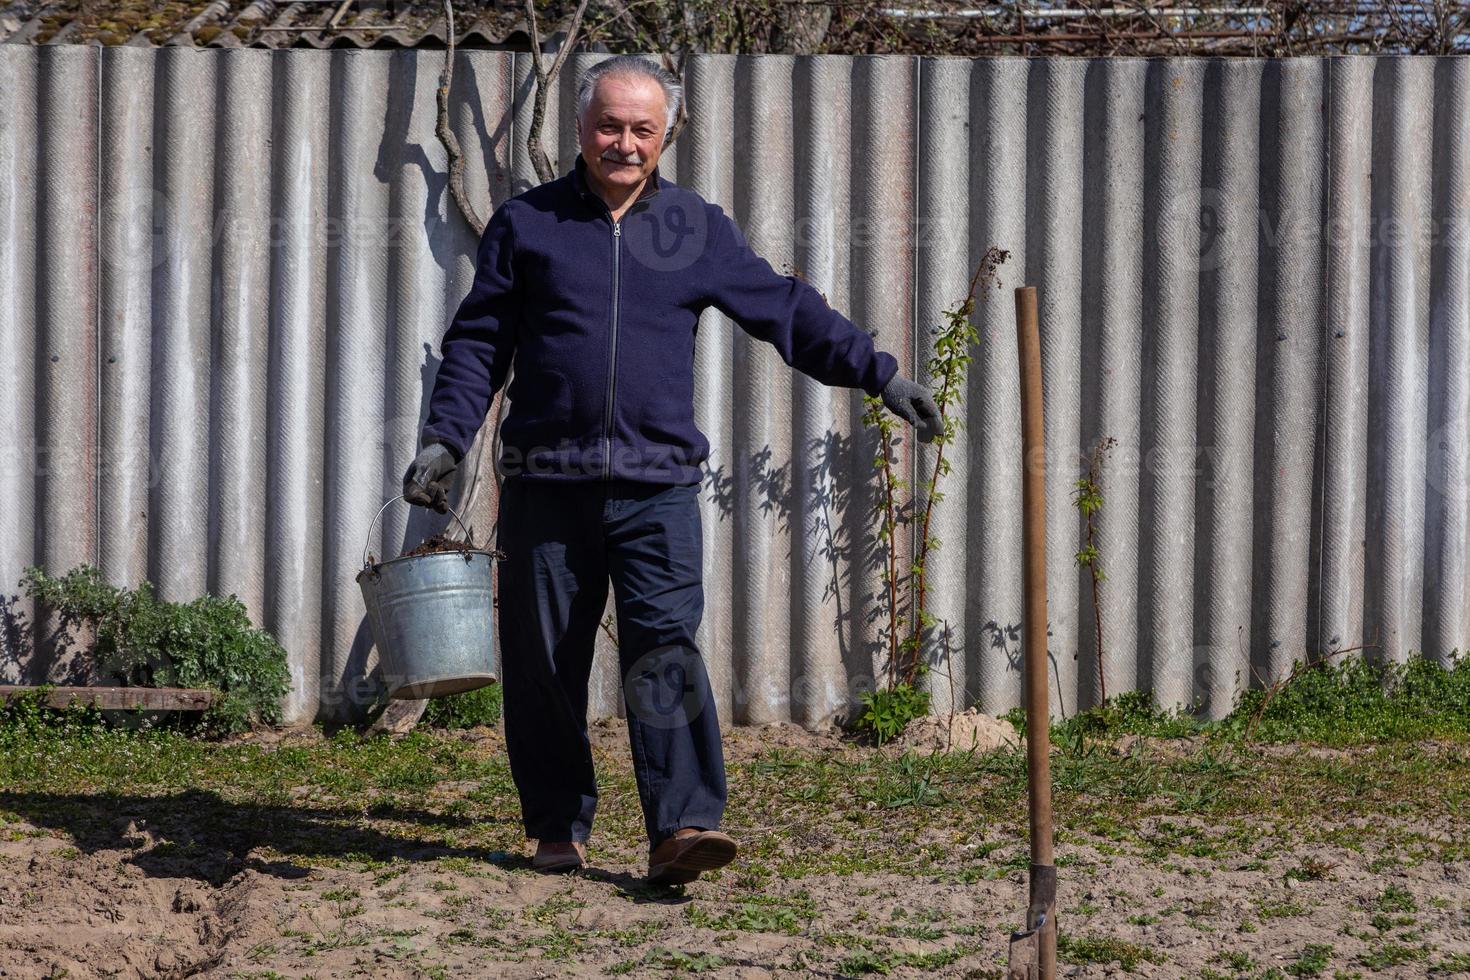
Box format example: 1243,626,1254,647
364,534,504,617
366,534,502,567
400,533,478,560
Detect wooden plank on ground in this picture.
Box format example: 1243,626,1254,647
0,686,214,711
367,698,427,736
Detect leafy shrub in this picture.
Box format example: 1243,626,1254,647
422,682,502,729
1011,652,1470,747
20,565,290,734
852,680,931,745
1056,689,1206,743
1226,651,1470,743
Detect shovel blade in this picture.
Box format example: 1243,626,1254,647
1007,926,1040,980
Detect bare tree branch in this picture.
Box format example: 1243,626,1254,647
436,0,483,235
659,50,691,151
526,0,593,186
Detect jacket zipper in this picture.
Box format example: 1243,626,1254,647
603,217,621,479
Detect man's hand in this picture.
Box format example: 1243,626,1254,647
880,375,942,444
403,443,457,513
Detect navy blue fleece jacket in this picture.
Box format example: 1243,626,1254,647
421,154,899,485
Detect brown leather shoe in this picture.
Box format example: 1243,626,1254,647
646,828,737,886
531,840,586,873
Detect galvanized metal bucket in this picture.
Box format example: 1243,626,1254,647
355,496,499,700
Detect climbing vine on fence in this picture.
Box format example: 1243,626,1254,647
856,247,1010,741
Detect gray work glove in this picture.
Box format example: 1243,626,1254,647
880,374,942,444
402,443,457,513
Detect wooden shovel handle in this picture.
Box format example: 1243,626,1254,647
1015,285,1057,979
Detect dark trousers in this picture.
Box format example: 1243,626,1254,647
496,476,727,853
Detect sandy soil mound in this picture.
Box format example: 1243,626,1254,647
888,707,1021,754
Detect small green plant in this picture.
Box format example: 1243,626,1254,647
855,247,1008,740
1356,942,1430,969
686,899,805,935
1074,435,1116,705
1051,688,1205,746
638,947,726,972
1217,950,1255,971
861,750,948,807
837,944,979,975
1285,943,1334,976
1433,952,1470,974
853,677,932,745
1285,856,1337,882
1257,900,1307,920
1056,933,1165,970
19,564,289,734
1376,885,1418,914
422,683,502,729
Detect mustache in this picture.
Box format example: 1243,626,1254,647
601,151,643,164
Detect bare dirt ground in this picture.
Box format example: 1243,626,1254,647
1,719,1467,979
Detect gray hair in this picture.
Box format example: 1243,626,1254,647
575,56,684,140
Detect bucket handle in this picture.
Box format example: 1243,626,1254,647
362,494,476,569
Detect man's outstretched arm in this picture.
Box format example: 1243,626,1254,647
701,208,939,441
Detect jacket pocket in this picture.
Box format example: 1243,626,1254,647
638,370,695,444
503,366,574,448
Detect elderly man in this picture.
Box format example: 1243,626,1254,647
404,55,940,886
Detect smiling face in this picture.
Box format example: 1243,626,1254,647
577,73,668,202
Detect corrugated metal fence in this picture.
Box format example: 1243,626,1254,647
1,48,1467,725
